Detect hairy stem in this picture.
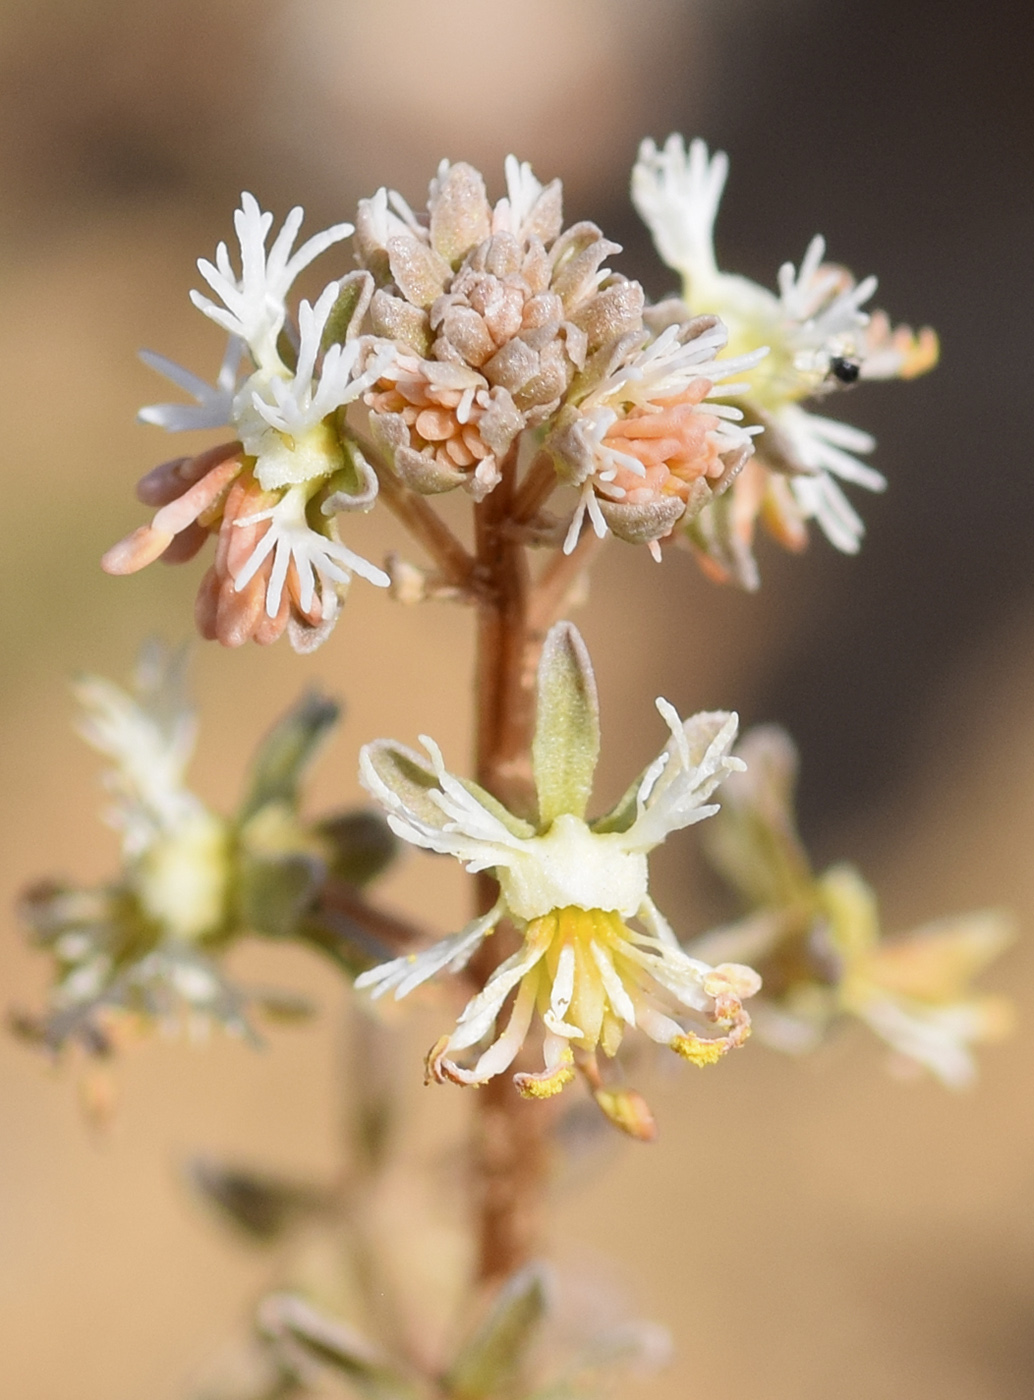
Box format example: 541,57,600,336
469,446,551,1286
468,452,610,1287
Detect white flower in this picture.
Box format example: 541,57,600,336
695,727,1013,1088
236,284,393,491
778,405,883,554
74,644,229,942
556,321,766,557
356,623,759,1097
631,135,728,292
233,483,390,620
75,642,202,856
631,136,875,401
138,336,243,432
190,192,353,372
632,135,935,556
586,320,765,419
823,868,1014,1090
491,153,562,242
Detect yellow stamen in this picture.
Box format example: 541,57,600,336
514,1044,575,1099
670,1032,727,1066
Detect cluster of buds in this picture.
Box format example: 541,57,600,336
101,141,941,647
101,151,773,649
15,646,398,1065
691,726,1012,1086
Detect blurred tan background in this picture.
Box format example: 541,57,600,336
2,0,1033,1395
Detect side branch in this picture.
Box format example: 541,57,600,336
374,466,477,592
527,530,607,636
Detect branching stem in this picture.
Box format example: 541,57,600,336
369,450,477,591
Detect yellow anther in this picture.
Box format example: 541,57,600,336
514,1045,575,1099
670,1032,726,1066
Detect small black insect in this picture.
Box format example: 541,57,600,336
829,355,861,384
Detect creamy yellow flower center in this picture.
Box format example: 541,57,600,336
136,811,230,942
252,417,346,491
525,905,639,1059
496,813,648,923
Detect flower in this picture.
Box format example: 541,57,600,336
17,647,398,1060
356,622,760,1101
547,316,765,557
691,726,1013,1087
104,195,390,650
190,192,353,370
632,135,938,584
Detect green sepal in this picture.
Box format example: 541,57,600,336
703,725,814,910
363,740,535,840
362,740,453,831
238,692,340,825
532,622,600,826
459,778,536,840
589,769,642,835
320,270,374,350
817,863,880,960
259,1293,420,1400
236,804,327,938
237,854,321,938
446,1264,549,1400
315,809,398,886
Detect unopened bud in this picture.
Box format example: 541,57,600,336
593,1087,657,1141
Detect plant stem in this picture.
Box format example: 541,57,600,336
469,447,550,1287
375,445,606,1288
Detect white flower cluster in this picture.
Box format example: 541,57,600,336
139,194,392,619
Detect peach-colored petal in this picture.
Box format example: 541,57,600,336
158,521,209,565
101,524,175,575
215,570,265,647
135,456,193,507
135,441,240,506
151,456,242,536
194,566,221,640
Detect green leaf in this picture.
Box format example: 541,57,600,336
259,1294,420,1400
446,1264,549,1399
316,810,398,886
531,623,599,826
239,692,340,824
